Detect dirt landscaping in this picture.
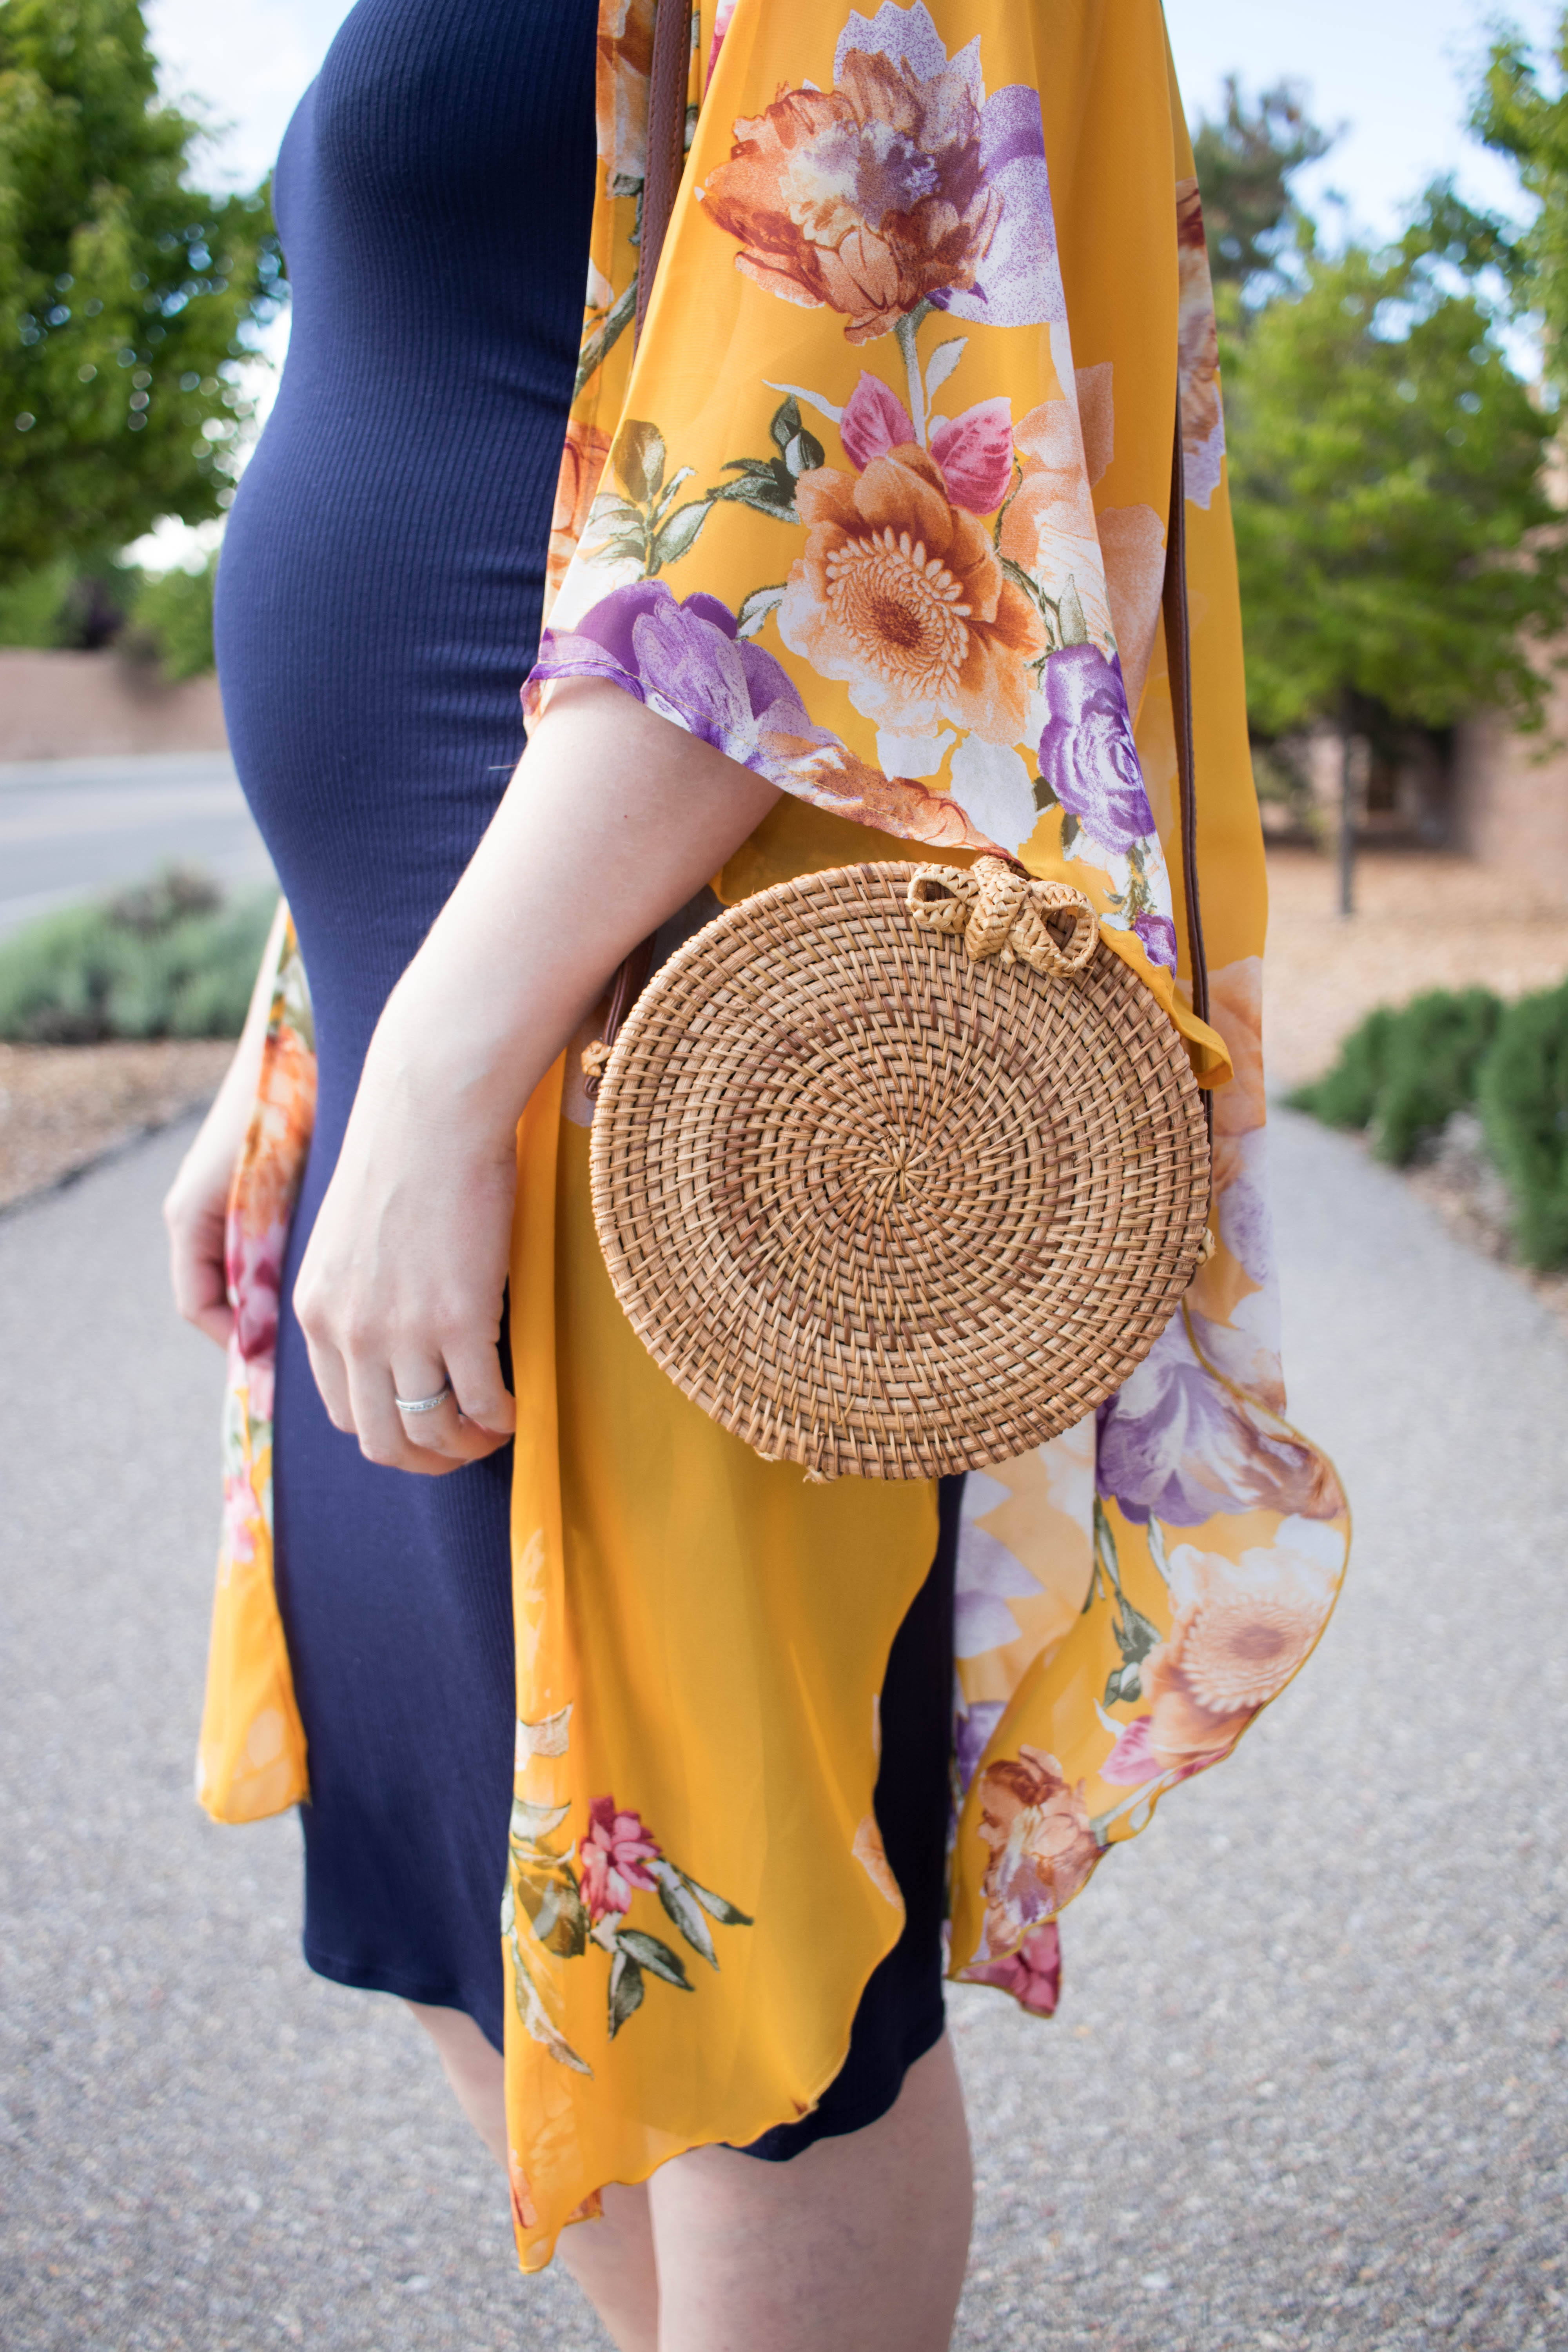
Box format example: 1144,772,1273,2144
0,1037,232,1212
1262,842,1568,1087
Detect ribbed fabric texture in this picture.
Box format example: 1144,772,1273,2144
214,0,599,2046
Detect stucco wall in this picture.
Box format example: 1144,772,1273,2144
0,649,227,762
1453,686,1568,908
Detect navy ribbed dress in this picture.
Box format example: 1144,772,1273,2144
215,0,956,2134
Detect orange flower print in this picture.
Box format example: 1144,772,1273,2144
1105,1529,1341,1783
696,3,1062,342
596,0,656,181
970,1744,1100,1954
780,447,1045,743
699,64,999,341
547,419,613,606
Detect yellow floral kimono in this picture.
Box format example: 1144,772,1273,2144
201,0,1349,2274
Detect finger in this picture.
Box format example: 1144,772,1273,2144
391,1359,510,1466
346,1357,417,1471
302,1328,358,1436
165,1214,235,1349
442,1339,517,1440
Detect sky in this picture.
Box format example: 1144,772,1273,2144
147,0,1566,236
134,0,1564,562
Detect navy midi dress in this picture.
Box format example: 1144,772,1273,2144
214,0,955,2145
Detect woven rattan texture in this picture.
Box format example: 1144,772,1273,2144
589,864,1210,1481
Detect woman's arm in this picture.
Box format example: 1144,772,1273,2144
163,893,290,1347
292,680,781,1477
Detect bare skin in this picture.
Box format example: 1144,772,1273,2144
406,2000,973,2352
164,681,976,2347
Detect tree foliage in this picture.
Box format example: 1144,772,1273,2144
1225,220,1568,739
1190,77,1331,295
0,0,285,580
1472,13,1568,397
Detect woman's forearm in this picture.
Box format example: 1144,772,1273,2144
372,679,782,1131
292,683,780,1475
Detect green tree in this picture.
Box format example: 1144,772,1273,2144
1191,77,1332,296
1226,216,1568,906
1472,13,1568,395
0,0,285,581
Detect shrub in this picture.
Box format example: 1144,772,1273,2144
123,552,218,682
1478,980,1568,1269
1289,988,1504,1165
0,867,274,1044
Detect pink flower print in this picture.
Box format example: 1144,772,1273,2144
1099,1712,1212,1789
225,1212,288,1369
929,400,1014,515
220,1468,260,1568
962,1922,1062,2015
1100,1713,1158,1786
578,1797,661,1924
839,371,1014,515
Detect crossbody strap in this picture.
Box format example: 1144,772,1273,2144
1160,410,1209,1029
636,0,696,343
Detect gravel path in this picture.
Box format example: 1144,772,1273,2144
2,1115,1564,2350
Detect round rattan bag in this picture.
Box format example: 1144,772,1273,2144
588,857,1211,1481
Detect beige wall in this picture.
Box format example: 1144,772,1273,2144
0,648,227,762
1453,687,1568,907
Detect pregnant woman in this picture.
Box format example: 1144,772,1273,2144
163,1,1347,2345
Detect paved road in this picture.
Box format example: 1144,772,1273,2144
1,1113,1564,2350
0,753,275,936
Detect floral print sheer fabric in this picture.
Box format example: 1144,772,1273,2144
198,0,1349,2277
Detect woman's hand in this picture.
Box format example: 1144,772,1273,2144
291,1017,521,1477
293,680,781,1477
164,897,289,1348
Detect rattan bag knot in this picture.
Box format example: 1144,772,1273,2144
587,862,1211,1484
906,856,1100,977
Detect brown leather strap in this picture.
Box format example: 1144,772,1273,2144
1161,405,1210,1031
635,0,695,344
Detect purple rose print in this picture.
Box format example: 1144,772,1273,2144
955,1697,1005,1797
1036,644,1157,857
1097,1321,1345,1527
1133,911,1178,972
829,6,1066,332
531,583,837,778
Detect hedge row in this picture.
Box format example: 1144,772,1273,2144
0,867,274,1045
1290,982,1568,1268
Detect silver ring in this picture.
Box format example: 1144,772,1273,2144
394,1383,453,1415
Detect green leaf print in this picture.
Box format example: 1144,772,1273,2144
736,584,786,640
607,1949,645,2038
652,1860,718,1967
509,1923,593,2077
574,279,637,399
524,1873,591,1959
683,1875,755,1929
511,1796,570,1847
616,1929,693,1990
1103,1660,1143,1708
613,419,666,504
652,498,713,570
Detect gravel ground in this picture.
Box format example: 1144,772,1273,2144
2,1115,1565,2350
0,1039,232,1210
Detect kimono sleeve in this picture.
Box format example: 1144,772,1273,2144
524,0,1229,1077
